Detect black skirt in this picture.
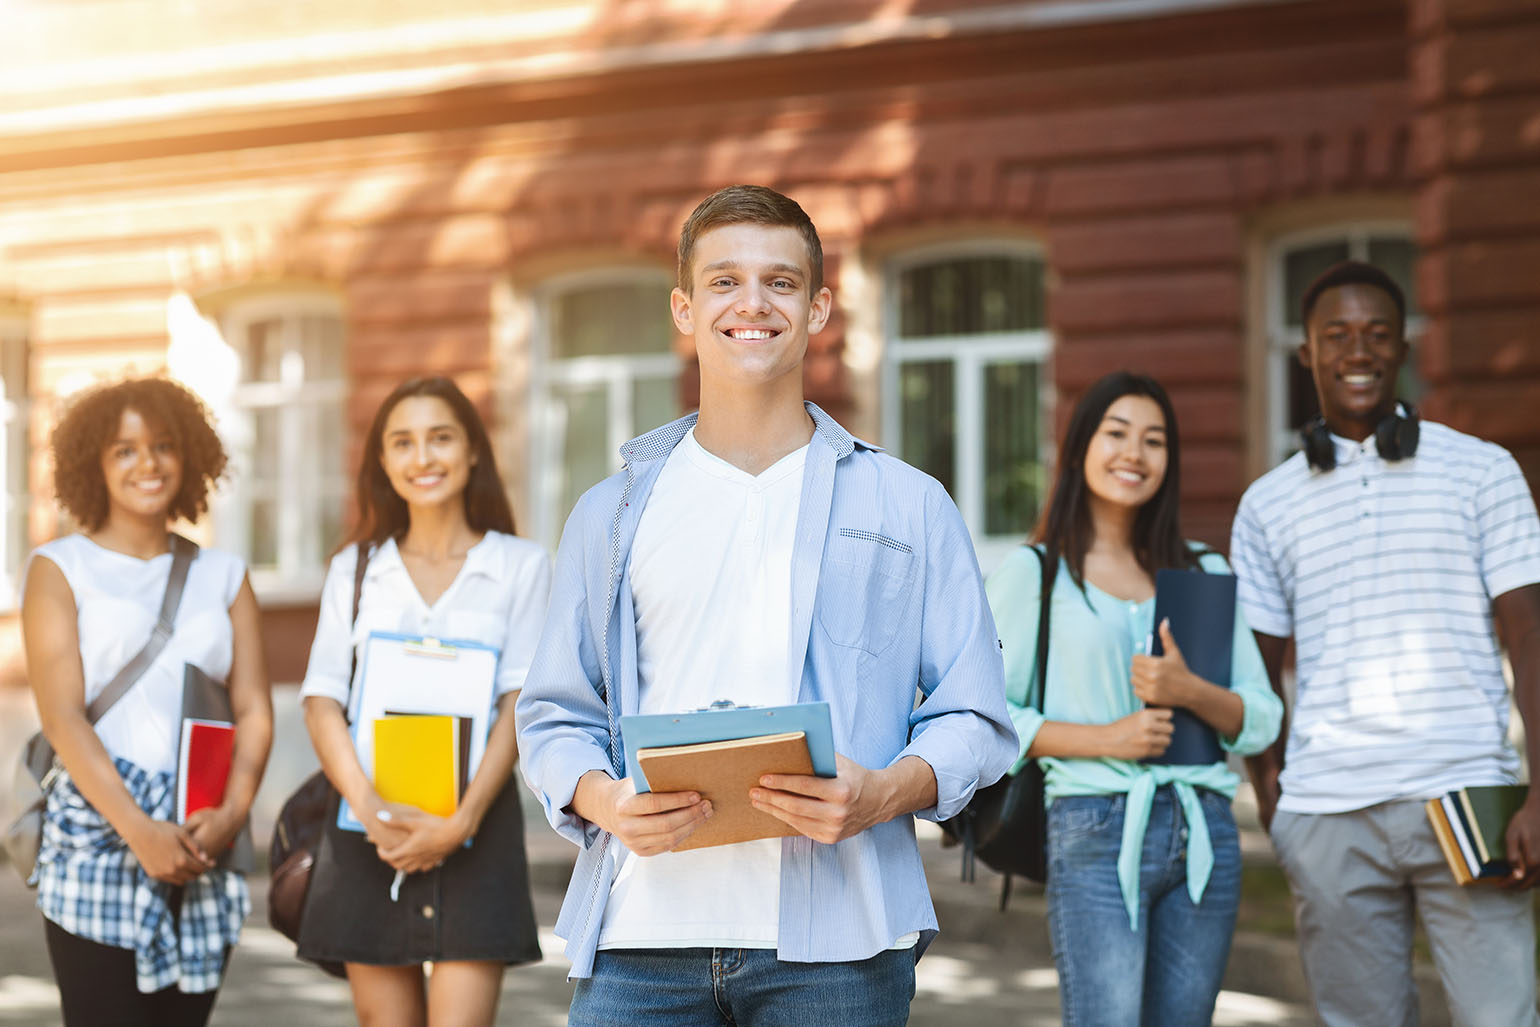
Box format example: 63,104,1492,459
296,778,541,967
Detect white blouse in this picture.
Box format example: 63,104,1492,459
29,535,247,776
299,532,552,716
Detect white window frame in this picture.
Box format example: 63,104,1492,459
0,312,28,601
881,241,1053,573
528,267,681,549
1264,223,1423,469
213,293,348,599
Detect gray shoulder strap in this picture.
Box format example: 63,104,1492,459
83,534,198,725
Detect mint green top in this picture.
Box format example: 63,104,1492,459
987,545,1282,928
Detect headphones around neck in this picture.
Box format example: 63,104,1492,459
1300,401,1420,471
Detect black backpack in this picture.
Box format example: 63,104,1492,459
939,544,1055,908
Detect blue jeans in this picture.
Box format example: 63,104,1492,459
1046,786,1242,1027
569,946,916,1026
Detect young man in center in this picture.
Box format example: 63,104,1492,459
516,184,1015,1024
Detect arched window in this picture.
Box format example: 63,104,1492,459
212,292,348,593
530,269,680,546
1264,226,1422,469
883,244,1051,569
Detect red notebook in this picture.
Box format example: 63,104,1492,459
176,719,236,823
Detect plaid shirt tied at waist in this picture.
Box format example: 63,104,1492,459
32,756,249,994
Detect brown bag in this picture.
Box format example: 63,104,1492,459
265,542,369,977
267,771,338,949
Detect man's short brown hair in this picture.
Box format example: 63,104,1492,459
677,185,823,293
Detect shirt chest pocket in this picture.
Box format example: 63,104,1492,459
816,529,919,656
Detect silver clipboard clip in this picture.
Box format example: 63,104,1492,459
692,699,763,713
402,636,459,659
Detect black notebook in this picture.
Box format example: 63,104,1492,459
1142,568,1236,767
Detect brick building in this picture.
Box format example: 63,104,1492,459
0,0,1536,683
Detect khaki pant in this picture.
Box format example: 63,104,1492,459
1272,801,1540,1027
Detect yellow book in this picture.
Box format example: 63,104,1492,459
374,714,459,818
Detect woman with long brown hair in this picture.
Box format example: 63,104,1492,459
297,376,546,1026
991,371,1281,1026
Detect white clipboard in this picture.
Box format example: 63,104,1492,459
337,631,500,833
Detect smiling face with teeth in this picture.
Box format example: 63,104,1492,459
1300,282,1407,441
378,395,476,512
1082,394,1169,516
99,408,183,527
670,222,832,391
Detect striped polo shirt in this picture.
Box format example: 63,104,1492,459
1230,421,1540,815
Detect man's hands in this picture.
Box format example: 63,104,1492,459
572,770,713,856
1249,756,1283,832
1245,631,1291,834
751,753,887,844
1495,585,1540,890
751,753,936,845
1503,794,1540,890
571,754,936,853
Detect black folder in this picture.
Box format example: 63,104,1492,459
1141,568,1236,767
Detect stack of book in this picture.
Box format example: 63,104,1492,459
338,632,496,834
373,713,471,818
176,718,236,823
636,731,813,851
1425,784,1527,885
620,700,837,852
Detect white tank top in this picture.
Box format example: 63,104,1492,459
29,535,246,776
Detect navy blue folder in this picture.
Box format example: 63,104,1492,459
1142,568,1236,767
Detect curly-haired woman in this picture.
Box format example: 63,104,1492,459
22,376,272,1026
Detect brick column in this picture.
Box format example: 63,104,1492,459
1411,0,1540,485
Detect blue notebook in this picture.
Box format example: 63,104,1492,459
622,701,837,792
1142,568,1236,767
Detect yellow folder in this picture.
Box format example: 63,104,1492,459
373,714,459,818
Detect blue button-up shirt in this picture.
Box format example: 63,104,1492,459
516,403,1016,977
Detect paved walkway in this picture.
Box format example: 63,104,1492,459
0,814,1319,1026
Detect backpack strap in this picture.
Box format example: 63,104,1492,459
342,540,373,724
995,543,1056,907
1025,543,1056,713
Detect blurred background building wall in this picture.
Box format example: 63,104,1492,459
0,0,1535,685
